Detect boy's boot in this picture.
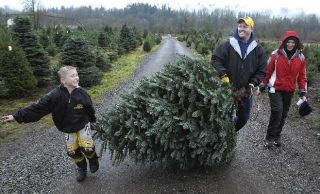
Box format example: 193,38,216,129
88,153,99,173
76,167,87,182
75,159,87,182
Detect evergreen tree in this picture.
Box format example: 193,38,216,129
155,34,162,44
46,26,52,36
120,24,137,53
52,26,72,49
0,27,37,98
38,28,49,49
53,26,63,48
107,30,121,56
102,25,113,49
103,25,113,33
45,40,57,57
94,57,236,169
11,16,51,87
59,35,102,87
143,40,151,52
0,77,8,98
130,26,138,49
104,34,112,49
120,24,131,53
143,29,148,39
93,49,111,72
98,31,107,48
135,31,143,46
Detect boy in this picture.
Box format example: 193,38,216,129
2,66,99,182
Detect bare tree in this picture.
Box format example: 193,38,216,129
22,0,43,28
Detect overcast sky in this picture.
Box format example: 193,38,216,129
1,0,318,17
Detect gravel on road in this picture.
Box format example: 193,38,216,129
1,37,319,194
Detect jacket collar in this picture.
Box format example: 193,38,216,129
230,36,257,60
59,84,80,92
280,48,299,60
233,29,254,44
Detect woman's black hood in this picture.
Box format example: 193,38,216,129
284,36,299,59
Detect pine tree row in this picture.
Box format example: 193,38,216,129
1,16,159,98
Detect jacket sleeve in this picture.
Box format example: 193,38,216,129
249,45,267,86
13,93,52,123
262,54,276,85
297,57,307,92
83,91,96,123
211,41,229,77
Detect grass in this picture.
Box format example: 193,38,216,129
0,93,55,142
0,43,161,142
87,45,159,102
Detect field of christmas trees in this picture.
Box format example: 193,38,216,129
1,15,320,170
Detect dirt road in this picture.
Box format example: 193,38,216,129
1,36,319,194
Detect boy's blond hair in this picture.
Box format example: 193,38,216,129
58,66,77,79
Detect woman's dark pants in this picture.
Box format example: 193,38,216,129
266,91,293,141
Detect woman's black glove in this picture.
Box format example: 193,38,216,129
258,83,266,92
299,90,306,97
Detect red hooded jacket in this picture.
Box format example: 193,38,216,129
262,31,307,93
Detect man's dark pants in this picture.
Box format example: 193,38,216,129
234,97,253,131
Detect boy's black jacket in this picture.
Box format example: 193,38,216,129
13,84,96,133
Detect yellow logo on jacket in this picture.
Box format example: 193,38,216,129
74,104,84,109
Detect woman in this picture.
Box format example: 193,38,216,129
257,31,307,148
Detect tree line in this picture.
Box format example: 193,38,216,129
1,3,320,42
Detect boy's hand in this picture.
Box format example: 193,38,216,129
2,115,15,122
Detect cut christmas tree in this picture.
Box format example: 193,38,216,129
94,56,236,169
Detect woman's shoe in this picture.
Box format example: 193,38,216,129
264,139,274,149
274,138,282,147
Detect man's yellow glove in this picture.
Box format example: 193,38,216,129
247,83,254,98
221,76,230,83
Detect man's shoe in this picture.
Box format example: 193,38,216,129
274,138,282,147
264,139,274,149
89,156,99,173
76,168,87,182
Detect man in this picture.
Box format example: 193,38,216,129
211,16,267,131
